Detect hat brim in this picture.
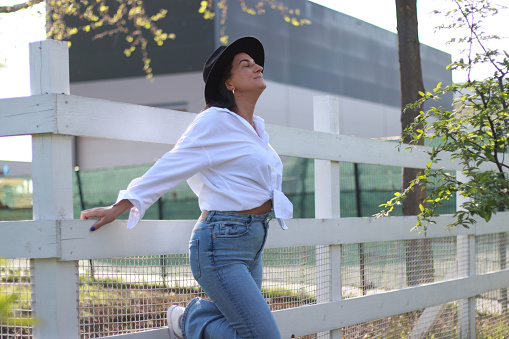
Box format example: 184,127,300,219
204,37,265,104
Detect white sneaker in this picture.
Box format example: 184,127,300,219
167,305,184,339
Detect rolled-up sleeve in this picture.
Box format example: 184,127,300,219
116,115,218,229
116,144,211,228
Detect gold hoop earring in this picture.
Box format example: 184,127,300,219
232,88,235,95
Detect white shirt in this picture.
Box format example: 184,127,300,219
117,106,293,229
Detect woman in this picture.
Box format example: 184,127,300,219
81,36,293,338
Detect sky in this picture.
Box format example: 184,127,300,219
0,1,45,163
0,0,507,162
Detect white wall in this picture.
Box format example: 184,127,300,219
256,81,401,139
70,72,401,170
70,72,203,170
70,71,206,113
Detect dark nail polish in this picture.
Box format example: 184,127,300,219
90,227,96,232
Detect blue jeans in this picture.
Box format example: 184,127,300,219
181,211,281,339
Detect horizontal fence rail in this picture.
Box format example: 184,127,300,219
0,93,458,171
1,92,504,173
274,269,509,337
2,213,509,260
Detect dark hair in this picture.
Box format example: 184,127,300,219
204,58,236,110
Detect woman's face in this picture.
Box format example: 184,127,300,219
225,52,266,95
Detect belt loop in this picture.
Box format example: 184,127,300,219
245,214,253,227
264,213,272,228
206,210,214,223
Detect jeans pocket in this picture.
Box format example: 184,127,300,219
189,239,201,280
215,221,249,238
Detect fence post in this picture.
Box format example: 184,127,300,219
456,171,476,338
314,96,342,339
29,40,80,338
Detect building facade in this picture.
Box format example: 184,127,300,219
63,0,453,170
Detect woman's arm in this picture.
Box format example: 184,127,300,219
82,109,231,230
81,199,134,231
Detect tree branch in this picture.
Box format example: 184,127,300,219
452,0,505,76
0,0,44,14
486,114,507,175
498,75,508,110
445,132,509,171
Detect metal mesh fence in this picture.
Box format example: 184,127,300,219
0,236,508,337
342,237,457,297
475,232,509,339
79,256,200,338
263,247,316,310
477,233,509,275
73,234,508,338
77,247,319,338
69,158,457,221
1,159,508,337
1,158,457,222
0,259,32,339
342,302,459,338
477,290,509,338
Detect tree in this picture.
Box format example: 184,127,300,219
378,0,508,230
395,0,434,286
0,0,310,79
199,0,311,45
1,0,171,79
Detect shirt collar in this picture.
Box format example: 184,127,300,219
218,108,269,143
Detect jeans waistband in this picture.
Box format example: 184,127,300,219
199,210,271,224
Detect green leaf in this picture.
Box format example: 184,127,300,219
483,211,492,223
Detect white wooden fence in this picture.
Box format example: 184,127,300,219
1,39,508,339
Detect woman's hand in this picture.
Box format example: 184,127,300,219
81,199,133,231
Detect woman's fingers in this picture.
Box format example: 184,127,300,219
81,207,115,231
89,217,108,232
81,201,133,232
80,209,92,220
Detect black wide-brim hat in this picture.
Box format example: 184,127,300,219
203,36,265,104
